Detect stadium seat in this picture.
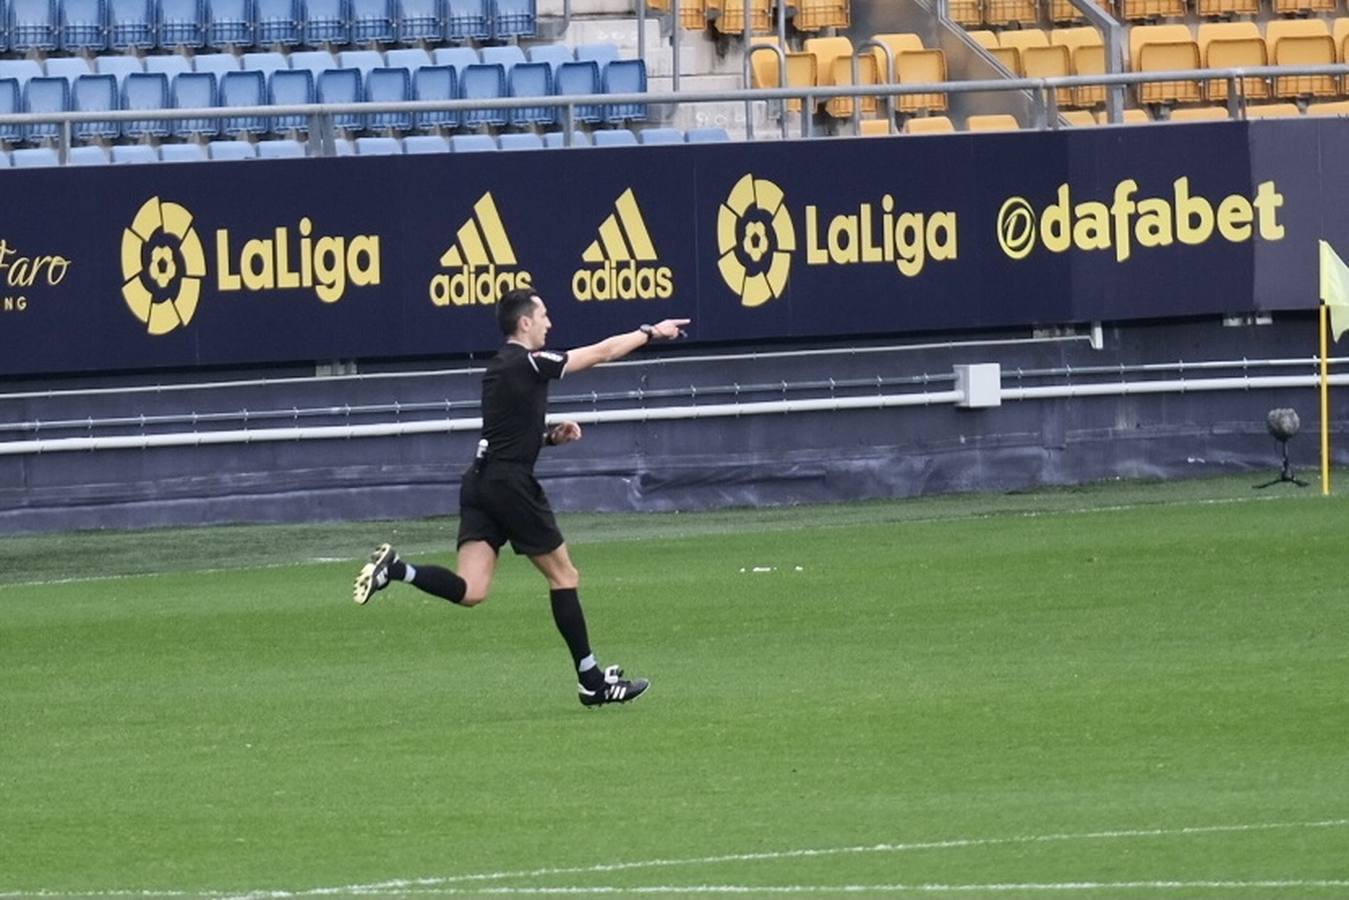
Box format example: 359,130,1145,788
46,56,95,84
10,0,58,51
12,145,60,165
219,68,266,134
412,63,456,129
541,128,587,147
1052,26,1105,108
290,49,339,79
1168,105,1229,122
145,53,192,78
793,0,847,32
355,134,401,153
444,0,487,40
528,42,571,75
108,0,155,48
1199,22,1267,103
492,0,533,39
1266,20,1337,99
1131,25,1201,105
460,62,506,126
209,138,256,158
508,60,553,125
802,36,869,117
0,59,44,84
72,73,119,139
256,136,306,155
1117,0,1184,20
0,152,8,168
95,54,145,85
332,136,355,153
242,50,288,76
171,70,218,136
1308,100,1349,116
111,142,158,161
22,76,68,143
254,0,301,45
402,133,448,152
61,0,108,50
316,66,362,130
448,132,495,151
602,57,646,123
1196,0,1255,16
160,140,207,160
1097,107,1150,124
1245,102,1301,118
1335,18,1349,63
122,70,170,137
591,127,636,146
638,126,681,144
946,0,979,27
386,47,432,69
1059,109,1096,126
969,30,1019,75
902,114,953,133
365,66,411,131
553,59,602,123
480,44,525,68
1272,0,1335,14
685,126,729,141
195,51,242,80
984,0,1035,27
647,0,705,30
303,0,349,44
1022,44,1072,109
498,131,542,150
68,143,111,163
709,0,769,35
350,0,392,44
204,0,252,47
396,0,442,43
339,48,385,76
880,34,947,114
268,67,312,131
574,41,617,72
966,113,1019,131
158,0,205,47
0,77,18,143
1049,0,1085,23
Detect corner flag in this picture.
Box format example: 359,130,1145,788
1318,239,1349,341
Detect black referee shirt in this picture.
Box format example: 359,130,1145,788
478,342,568,467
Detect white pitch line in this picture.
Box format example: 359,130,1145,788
342,881,1349,895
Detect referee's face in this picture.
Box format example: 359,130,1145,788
520,298,552,349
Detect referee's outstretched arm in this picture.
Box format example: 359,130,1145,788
563,318,691,375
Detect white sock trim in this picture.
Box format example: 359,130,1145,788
402,563,417,583
578,654,597,673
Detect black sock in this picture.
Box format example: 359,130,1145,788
388,559,407,581
550,588,598,684
409,565,467,604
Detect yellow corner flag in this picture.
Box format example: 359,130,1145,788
1318,239,1349,341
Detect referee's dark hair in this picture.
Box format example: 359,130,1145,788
496,289,541,336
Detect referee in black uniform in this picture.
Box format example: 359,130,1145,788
353,289,690,707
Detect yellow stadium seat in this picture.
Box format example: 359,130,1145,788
1023,45,1073,107
647,0,706,29
967,113,1021,130
999,28,1049,54
1131,25,1201,105
749,42,817,114
1168,105,1230,121
825,53,880,118
1059,108,1097,125
894,51,949,113
794,0,850,33
1272,0,1335,15
1199,22,1269,102
903,115,955,134
1096,107,1151,123
1194,0,1256,17
709,0,771,35
1117,0,1185,21
1050,0,1086,23
1266,19,1337,99
1245,102,1302,118
948,0,983,27
869,32,925,81
858,117,893,135
968,29,999,50
1054,28,1105,107
985,0,1037,26
1335,18,1349,60
1307,100,1349,116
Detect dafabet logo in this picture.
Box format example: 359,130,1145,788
121,197,207,335
717,174,795,308
430,192,533,306
572,188,673,301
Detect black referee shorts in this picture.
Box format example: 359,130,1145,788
457,461,565,557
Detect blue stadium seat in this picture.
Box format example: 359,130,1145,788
108,0,155,49
145,53,191,78
95,54,144,85
490,0,532,39
385,47,430,70
122,70,169,137
0,0,7,51
209,138,256,158
479,44,523,69
160,141,206,160
355,134,400,153
257,137,305,156
72,73,119,139
553,60,601,123
171,70,218,136
350,0,392,44
443,0,485,40
316,66,362,130
395,0,440,44
267,67,312,132
0,59,44,84
0,78,20,143
591,128,636,146
0,151,8,168
507,60,551,125
112,142,159,161
194,51,241,79
157,0,204,47
602,57,645,123
254,0,300,45
242,50,288,75
448,133,494,151
290,49,338,78
204,0,251,46
45,56,94,84
364,66,410,131
574,42,617,70
68,143,111,163
60,0,108,51
411,63,455,129
10,0,58,51
498,131,541,150
303,0,349,45
459,62,505,127
22,76,68,143
338,48,384,76
431,45,476,74
685,126,729,142
638,126,681,144
402,133,447,152
527,42,570,75
219,68,266,133
332,135,354,153
12,146,60,166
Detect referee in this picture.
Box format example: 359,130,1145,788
353,288,690,707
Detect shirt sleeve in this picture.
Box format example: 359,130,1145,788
526,349,569,381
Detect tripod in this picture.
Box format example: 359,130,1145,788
1254,438,1309,489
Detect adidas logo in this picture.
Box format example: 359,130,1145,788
429,192,533,307
571,188,674,302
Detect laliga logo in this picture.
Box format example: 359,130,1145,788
717,173,795,307
121,197,207,335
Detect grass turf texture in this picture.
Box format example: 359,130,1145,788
2,475,1347,899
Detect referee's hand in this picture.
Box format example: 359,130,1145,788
650,319,691,340
550,422,583,445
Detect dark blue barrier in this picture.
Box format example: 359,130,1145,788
0,119,1338,377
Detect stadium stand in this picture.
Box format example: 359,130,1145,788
158,0,205,48
365,66,411,131
23,76,67,143
203,0,251,47
60,0,106,50
122,71,170,137
209,138,257,157
72,73,118,139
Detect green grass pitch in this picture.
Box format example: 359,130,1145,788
3,476,1347,899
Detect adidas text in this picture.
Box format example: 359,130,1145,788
429,266,534,307
572,260,674,301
